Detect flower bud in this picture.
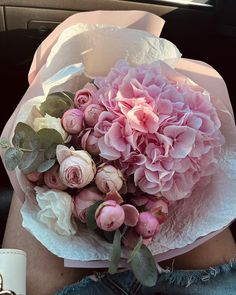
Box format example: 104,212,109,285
84,104,105,127
95,200,125,231
25,171,43,183
95,164,124,193
74,83,98,110
57,146,96,189
74,187,104,223
62,109,84,134
135,212,160,238
44,164,67,190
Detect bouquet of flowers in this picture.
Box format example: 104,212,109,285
1,10,236,287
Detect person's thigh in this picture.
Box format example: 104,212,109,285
2,193,95,295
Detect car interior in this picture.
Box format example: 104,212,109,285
0,0,236,245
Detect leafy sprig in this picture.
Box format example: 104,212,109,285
40,92,74,118
0,122,63,174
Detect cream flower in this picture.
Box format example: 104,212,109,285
33,114,69,142
35,186,76,236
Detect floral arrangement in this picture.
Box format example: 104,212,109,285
0,59,224,286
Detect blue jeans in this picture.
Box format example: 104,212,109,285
56,261,236,295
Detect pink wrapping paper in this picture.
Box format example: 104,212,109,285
1,10,236,267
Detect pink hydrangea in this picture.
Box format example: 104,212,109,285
93,60,224,201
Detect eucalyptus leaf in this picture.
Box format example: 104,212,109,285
0,138,10,149
45,144,57,159
130,244,157,287
127,236,143,263
86,201,103,230
108,229,121,274
12,122,40,150
18,150,44,174
5,147,23,170
38,158,56,173
40,92,74,118
37,128,63,149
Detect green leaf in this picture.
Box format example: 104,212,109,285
18,151,44,174
37,128,63,149
45,144,57,159
127,236,143,263
12,122,40,150
37,158,56,173
5,147,23,170
108,229,121,274
0,138,10,149
86,201,103,230
130,244,157,287
39,92,74,118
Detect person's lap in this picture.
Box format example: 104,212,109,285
3,193,236,295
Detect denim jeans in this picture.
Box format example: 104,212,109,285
56,261,236,295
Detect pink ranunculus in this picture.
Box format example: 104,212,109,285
81,129,100,156
95,164,124,193
84,104,105,127
62,109,84,134
95,200,125,231
74,83,98,110
44,164,67,190
25,171,43,183
135,212,160,238
74,187,104,223
58,147,96,189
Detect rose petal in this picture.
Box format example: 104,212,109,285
122,204,139,227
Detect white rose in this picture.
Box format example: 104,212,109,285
33,114,69,142
35,186,76,236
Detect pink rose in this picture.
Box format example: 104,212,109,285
62,109,84,134
81,129,100,156
74,187,104,223
95,200,125,231
25,171,43,183
57,145,96,189
44,164,67,190
95,164,124,193
74,83,98,110
135,212,160,238
84,104,105,127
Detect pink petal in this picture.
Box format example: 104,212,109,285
98,137,120,160
164,126,196,158
105,191,124,204
56,145,72,164
156,99,173,115
122,204,139,227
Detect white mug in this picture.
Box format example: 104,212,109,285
0,249,26,295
